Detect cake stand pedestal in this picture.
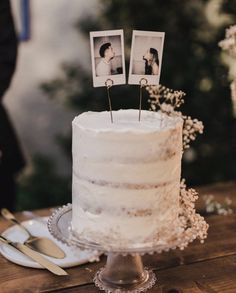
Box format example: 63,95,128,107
94,253,156,292
48,203,208,293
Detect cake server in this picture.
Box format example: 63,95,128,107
1,208,65,259
0,235,68,275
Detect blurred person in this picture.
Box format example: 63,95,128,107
0,0,26,210
96,42,115,76
143,48,159,75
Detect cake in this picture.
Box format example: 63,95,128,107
72,109,183,248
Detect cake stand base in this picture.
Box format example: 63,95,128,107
48,204,208,293
94,253,156,293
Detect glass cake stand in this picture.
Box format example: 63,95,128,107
48,203,208,293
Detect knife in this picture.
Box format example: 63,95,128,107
1,208,66,259
0,235,68,276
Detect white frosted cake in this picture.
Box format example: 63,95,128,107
72,109,183,247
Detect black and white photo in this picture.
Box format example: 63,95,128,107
128,30,165,85
90,30,126,87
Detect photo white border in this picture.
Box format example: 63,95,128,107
128,30,165,85
90,29,126,87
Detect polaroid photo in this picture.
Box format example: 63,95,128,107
90,29,126,87
128,30,165,85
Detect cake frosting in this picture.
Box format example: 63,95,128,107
72,109,183,248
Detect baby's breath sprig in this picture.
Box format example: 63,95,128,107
182,116,204,150
218,25,236,57
219,25,236,117
146,84,185,115
203,194,233,215
146,84,204,150
178,179,209,246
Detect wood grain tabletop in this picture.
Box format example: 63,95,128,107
0,181,236,293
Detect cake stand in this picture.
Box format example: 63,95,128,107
48,199,208,293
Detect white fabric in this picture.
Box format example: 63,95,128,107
96,58,111,76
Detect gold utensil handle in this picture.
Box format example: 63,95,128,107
0,235,9,244
1,209,66,259
1,208,31,237
0,235,68,276
1,208,16,221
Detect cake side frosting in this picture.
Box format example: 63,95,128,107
72,109,183,247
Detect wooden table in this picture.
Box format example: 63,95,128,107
0,182,236,293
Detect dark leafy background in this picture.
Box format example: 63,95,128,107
17,0,236,210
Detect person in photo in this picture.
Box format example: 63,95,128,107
143,48,159,75
96,42,115,76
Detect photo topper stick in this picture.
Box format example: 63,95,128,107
105,78,114,123
139,78,148,121
128,30,165,121
90,30,126,123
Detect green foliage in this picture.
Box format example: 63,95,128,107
16,155,71,211
39,0,236,188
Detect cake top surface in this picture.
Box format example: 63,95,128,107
73,109,182,133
